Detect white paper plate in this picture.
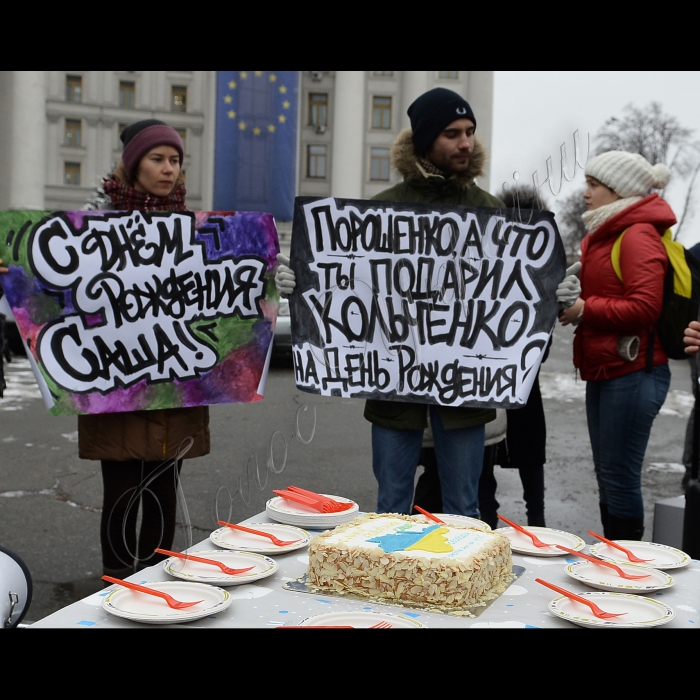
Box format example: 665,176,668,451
588,540,691,570
497,526,585,556
162,550,278,586
564,561,675,593
291,611,424,629
102,581,231,624
210,523,310,554
548,591,676,629
413,513,491,531
266,494,359,529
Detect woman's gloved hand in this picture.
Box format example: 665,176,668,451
556,262,581,308
275,253,296,297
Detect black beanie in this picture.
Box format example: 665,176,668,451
408,88,476,157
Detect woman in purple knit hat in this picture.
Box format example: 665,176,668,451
81,120,210,579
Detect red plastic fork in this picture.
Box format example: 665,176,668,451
557,546,651,580
273,489,329,512
101,576,203,610
217,521,301,547
286,486,354,512
154,548,255,576
274,489,351,514
536,578,626,620
587,531,653,563
498,515,557,549
413,505,446,524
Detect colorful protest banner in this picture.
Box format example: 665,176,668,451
0,210,279,415
289,197,566,409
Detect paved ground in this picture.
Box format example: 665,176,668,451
0,322,693,623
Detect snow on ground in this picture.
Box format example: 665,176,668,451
539,370,693,417
0,358,43,411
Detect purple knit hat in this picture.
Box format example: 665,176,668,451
120,120,184,182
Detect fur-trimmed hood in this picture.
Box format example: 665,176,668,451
390,127,487,189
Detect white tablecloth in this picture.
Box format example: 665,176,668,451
30,514,700,629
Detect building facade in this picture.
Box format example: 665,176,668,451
297,70,495,202
0,71,214,212
0,71,495,216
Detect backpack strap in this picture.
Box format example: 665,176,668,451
611,228,680,287
611,227,676,373
611,229,627,282
662,228,692,298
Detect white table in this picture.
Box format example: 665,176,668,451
30,515,700,629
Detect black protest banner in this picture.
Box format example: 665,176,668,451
289,197,566,408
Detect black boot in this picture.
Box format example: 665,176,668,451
607,514,645,541
599,502,610,538
521,465,545,527
413,448,443,514
478,446,499,529
526,511,546,527
682,467,693,493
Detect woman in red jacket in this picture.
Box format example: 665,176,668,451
560,150,673,541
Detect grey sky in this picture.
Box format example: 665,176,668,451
490,71,700,245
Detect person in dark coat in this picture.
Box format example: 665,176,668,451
680,243,700,491
413,185,560,527
278,89,502,518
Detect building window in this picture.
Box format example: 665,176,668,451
370,147,391,181
175,128,187,152
171,85,187,113
438,71,459,79
119,81,136,108
308,93,328,127
64,162,81,186
307,145,327,179
66,75,82,103
372,96,392,129
65,119,82,147
372,71,394,77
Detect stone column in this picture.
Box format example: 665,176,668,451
400,71,430,130
467,71,495,192
0,71,47,210
330,71,366,199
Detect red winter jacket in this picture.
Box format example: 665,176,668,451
574,194,675,381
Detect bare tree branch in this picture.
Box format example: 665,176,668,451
676,157,700,239
596,102,694,176
557,187,588,259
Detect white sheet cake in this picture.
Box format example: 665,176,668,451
307,513,513,612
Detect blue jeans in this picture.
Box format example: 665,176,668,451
372,405,485,518
586,365,670,520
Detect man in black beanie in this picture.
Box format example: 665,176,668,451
363,87,505,519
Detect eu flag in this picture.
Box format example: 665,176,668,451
214,71,299,221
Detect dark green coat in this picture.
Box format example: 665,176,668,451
364,129,504,431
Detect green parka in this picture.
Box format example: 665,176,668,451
364,128,504,431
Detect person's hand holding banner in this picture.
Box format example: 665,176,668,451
275,254,296,297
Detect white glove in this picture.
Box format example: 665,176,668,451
556,262,581,308
275,253,296,297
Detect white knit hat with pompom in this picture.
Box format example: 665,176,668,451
585,150,671,198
